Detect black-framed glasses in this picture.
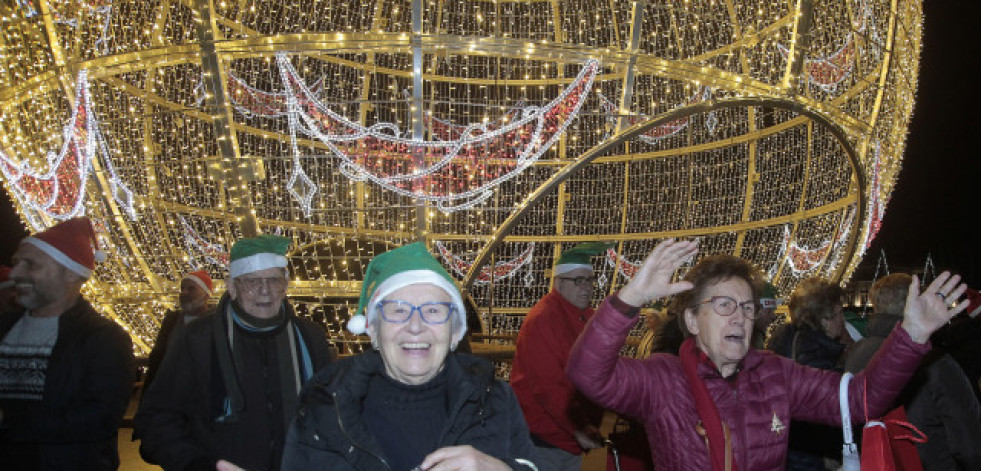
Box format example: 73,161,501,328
698,296,758,320
376,300,455,324
557,276,597,287
236,277,288,293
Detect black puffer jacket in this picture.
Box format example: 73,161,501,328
281,351,538,471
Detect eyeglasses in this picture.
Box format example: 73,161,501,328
698,296,758,320
557,276,597,287
376,300,455,324
235,277,288,293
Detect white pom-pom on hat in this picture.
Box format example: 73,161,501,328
347,314,367,335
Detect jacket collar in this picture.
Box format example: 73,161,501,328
695,344,764,381
866,313,902,338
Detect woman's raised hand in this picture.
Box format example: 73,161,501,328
901,271,970,343
618,239,698,307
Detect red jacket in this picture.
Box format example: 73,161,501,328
510,291,604,454
567,296,931,471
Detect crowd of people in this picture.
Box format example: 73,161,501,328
1,217,980,471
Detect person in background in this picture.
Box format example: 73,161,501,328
0,265,19,313
0,217,135,471
752,282,779,349
510,242,612,471
143,269,214,392
567,238,969,471
845,273,981,471
135,234,333,471
932,288,981,404
283,242,537,470
767,278,848,471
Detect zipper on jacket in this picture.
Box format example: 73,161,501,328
332,392,392,470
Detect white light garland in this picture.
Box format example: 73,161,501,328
275,54,599,215
0,70,137,230
600,86,717,144
435,241,536,286
179,215,230,268
776,0,876,93
605,248,640,280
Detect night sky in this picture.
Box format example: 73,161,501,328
3,2,979,286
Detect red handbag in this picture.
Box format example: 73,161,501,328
859,382,928,471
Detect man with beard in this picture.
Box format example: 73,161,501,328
511,242,613,470
142,270,214,392
135,234,333,471
0,217,135,471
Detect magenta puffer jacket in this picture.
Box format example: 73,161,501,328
567,296,930,471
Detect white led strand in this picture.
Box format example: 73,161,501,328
275,54,598,214
435,241,536,285
0,70,137,228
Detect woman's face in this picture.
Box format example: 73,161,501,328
368,283,454,385
684,277,754,377
822,305,845,340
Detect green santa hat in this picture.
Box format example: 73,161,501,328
554,241,615,276
228,234,291,278
346,242,467,344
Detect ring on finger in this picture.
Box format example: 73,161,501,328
937,292,947,299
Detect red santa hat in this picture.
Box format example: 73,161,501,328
182,269,214,296
0,265,12,290
23,217,104,279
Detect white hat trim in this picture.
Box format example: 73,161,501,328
362,270,467,344
229,253,287,278
182,273,212,295
553,263,592,277
23,237,92,278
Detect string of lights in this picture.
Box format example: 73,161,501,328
0,0,922,360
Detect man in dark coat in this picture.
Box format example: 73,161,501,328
845,273,981,471
135,234,334,471
0,217,135,471
143,269,214,392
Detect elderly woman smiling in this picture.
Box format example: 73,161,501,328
567,239,970,471
281,243,537,471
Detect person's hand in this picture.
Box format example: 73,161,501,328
418,445,511,471
617,239,698,307
573,426,604,450
216,460,247,471
901,272,969,343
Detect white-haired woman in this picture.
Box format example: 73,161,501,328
282,243,538,471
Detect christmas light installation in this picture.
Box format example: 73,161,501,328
0,0,922,357
277,54,600,214
605,248,640,280
777,0,876,92
0,70,136,230
179,215,230,268
600,86,717,143
435,241,535,286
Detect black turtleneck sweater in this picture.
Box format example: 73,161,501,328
362,370,449,471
